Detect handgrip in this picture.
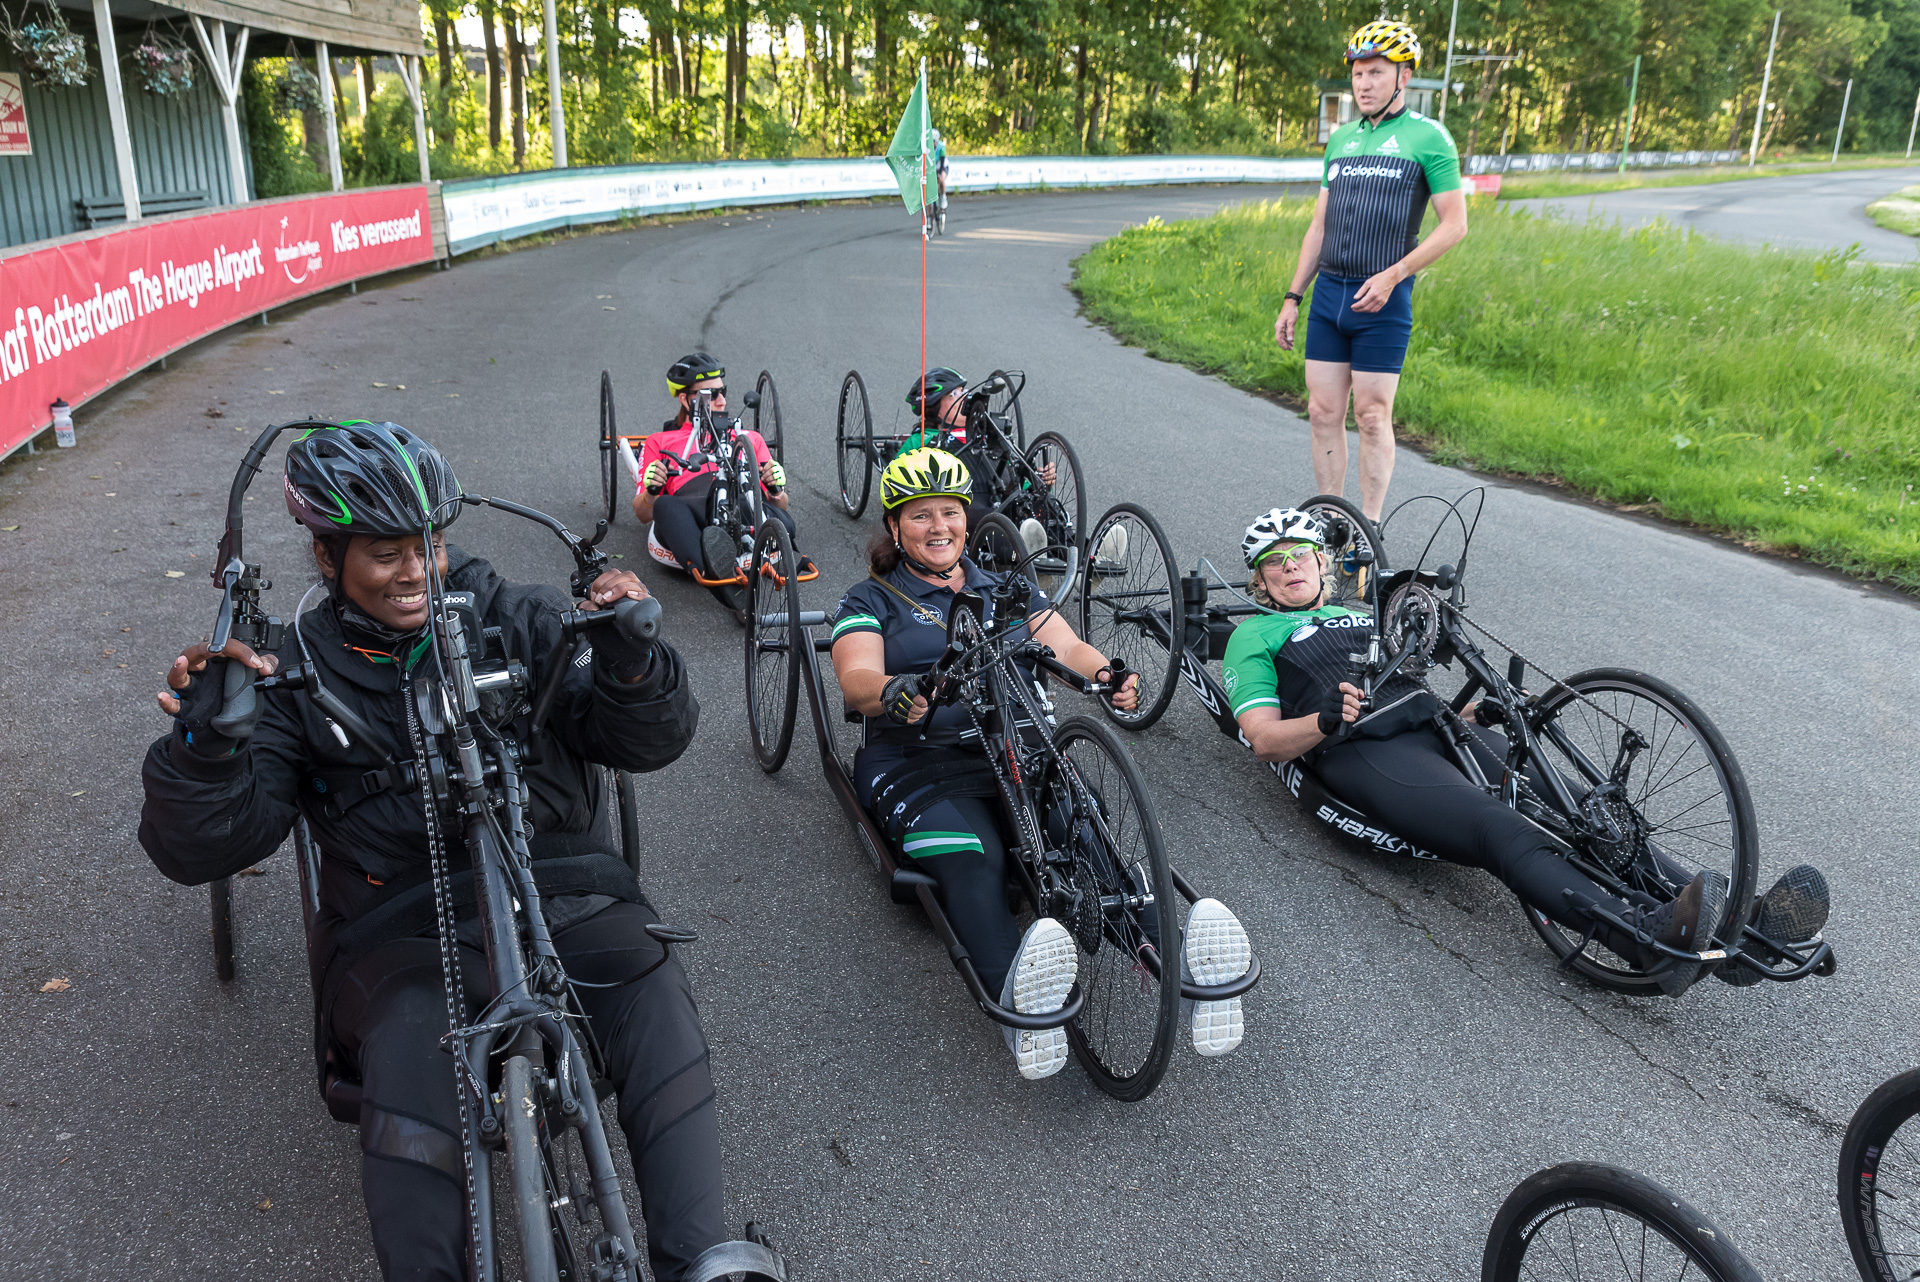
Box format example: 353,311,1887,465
613,595,661,645
210,658,257,737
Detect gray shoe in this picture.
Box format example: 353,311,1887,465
1630,870,1728,997
1717,864,1830,987
700,524,737,580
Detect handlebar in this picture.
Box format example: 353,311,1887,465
559,595,661,647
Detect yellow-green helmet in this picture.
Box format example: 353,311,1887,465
1346,19,1421,66
880,447,972,510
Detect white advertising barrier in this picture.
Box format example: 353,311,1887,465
441,154,1322,255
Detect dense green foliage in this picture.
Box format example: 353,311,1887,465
1072,200,1920,588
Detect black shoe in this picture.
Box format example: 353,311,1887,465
1717,864,1830,987
701,525,738,580
1628,870,1728,997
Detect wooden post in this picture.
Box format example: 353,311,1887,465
317,41,344,191
190,16,252,204
92,0,141,219
395,55,433,183
543,0,566,166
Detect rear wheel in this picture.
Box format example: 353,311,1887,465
599,371,619,528
1046,716,1179,1102
1004,431,1086,603
836,371,873,518
984,369,1025,451
745,517,802,773
965,510,1024,577
1299,493,1385,609
1079,503,1181,730
1841,1067,1920,1282
1521,669,1759,993
1483,1163,1762,1282
753,370,783,463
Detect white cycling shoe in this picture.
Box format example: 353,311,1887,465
1183,898,1251,1057
1000,918,1078,1080
1018,517,1048,556
1093,522,1129,566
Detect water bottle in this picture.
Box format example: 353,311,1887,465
51,399,74,448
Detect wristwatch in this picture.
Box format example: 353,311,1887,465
1283,291,1305,304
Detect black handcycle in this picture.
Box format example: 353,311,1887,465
196,420,785,1282
739,517,1259,1100
1078,489,1836,995
1483,1163,1763,1282
833,368,1088,601
1841,1065,1920,1282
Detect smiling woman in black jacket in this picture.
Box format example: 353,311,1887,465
136,422,757,1282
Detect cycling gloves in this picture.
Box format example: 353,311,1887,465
643,460,669,495
173,656,265,757
881,673,924,725
762,460,786,492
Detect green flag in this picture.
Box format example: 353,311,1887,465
884,64,934,214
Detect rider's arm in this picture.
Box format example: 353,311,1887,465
832,632,928,723
632,436,663,523
1029,605,1138,708
1382,187,1468,283
1235,701,1355,763
748,431,789,511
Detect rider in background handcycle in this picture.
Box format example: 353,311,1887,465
1223,506,1831,996
901,367,1058,556
633,352,808,580
139,422,746,1281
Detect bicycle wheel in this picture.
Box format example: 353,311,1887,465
966,510,1024,577
985,369,1025,451
836,370,873,518
599,371,619,528
745,517,802,773
1521,668,1759,993
1484,1163,1762,1282
210,877,234,982
1299,493,1387,609
1046,715,1179,1102
754,370,784,463
1015,431,1087,603
1842,1067,1920,1282
1078,502,1181,730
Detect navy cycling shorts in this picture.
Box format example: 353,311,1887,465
1304,273,1415,375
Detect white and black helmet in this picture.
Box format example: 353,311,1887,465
1243,507,1327,568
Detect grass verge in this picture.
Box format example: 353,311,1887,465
1868,185,1920,237
1496,156,1920,201
1070,199,1920,590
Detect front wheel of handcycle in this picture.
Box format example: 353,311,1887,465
1077,502,1182,730
1841,1066,1920,1282
753,370,784,463
1011,430,1087,603
599,370,620,529
1299,493,1386,609
1520,668,1759,994
744,517,802,773
836,370,873,518
1483,1163,1762,1282
1045,715,1180,1101
965,510,1024,577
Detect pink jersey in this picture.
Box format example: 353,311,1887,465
639,422,772,497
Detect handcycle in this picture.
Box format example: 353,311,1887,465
1077,488,1836,995
1841,1065,1920,1281
195,420,785,1282
832,367,1088,601
1482,1163,1763,1281
739,516,1259,1100
595,368,809,623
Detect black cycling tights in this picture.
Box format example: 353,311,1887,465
327,897,726,1282
1315,726,1652,959
651,475,798,573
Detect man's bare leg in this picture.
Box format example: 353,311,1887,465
1349,370,1402,522
1304,358,1353,498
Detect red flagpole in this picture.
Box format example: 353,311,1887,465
920,152,927,393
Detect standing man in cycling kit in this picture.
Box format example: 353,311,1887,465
1274,21,1469,522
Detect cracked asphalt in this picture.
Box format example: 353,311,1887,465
1,184,1914,1280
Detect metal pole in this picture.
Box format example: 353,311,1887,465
543,0,566,167
1617,55,1640,173
91,0,141,220
1908,87,1919,158
1439,0,1460,125
1749,10,1780,167
1831,77,1853,162
407,56,431,182
317,41,344,191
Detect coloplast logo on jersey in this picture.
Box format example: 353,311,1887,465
1333,163,1406,180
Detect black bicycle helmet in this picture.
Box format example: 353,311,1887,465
667,352,725,394
284,421,462,537
906,367,966,418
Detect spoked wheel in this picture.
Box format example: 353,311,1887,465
599,371,620,529
1842,1067,1920,1282
984,368,1025,451
1078,502,1181,730
1520,668,1759,993
754,370,784,463
1299,493,1386,609
1003,430,1086,603
836,370,873,518
1044,715,1179,1102
210,877,234,982
966,510,1024,577
1483,1163,1762,1282
745,517,802,773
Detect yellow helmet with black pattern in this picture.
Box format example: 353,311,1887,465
880,447,972,510
1346,19,1421,66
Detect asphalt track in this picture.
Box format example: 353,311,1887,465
1519,164,1920,261
2,184,1916,1281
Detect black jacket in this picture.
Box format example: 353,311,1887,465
139,546,698,957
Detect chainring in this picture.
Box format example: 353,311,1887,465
1381,580,1442,666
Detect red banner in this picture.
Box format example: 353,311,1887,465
0,185,435,456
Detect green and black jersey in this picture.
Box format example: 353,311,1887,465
1318,107,1461,280
1220,605,1438,744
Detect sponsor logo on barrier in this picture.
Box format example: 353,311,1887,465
0,73,28,157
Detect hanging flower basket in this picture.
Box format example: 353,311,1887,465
274,59,323,113
131,38,195,95
4,7,92,89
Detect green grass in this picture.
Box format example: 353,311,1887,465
1070,199,1920,589
1868,185,1920,237
1497,156,1920,202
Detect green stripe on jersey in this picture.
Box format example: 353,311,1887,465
832,614,881,638
900,831,985,858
